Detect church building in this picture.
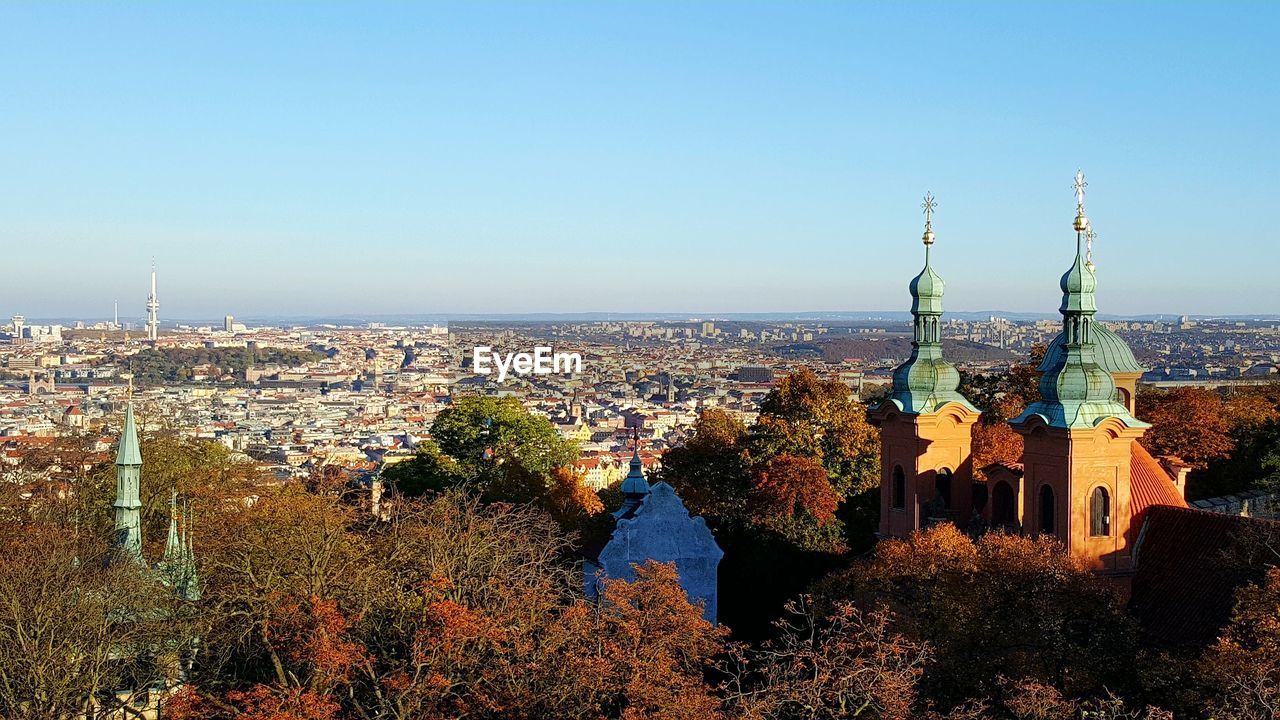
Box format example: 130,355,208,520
97,396,201,720
869,192,982,537
875,174,1189,576
585,433,723,622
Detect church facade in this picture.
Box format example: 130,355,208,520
873,175,1188,574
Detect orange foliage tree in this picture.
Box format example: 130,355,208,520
750,454,841,532
724,597,931,720
1198,567,1280,719
169,487,728,720
814,524,1140,710
1136,387,1233,468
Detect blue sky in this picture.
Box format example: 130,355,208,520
1,2,1276,320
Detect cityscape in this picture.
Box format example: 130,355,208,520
4,3,1280,720
4,278,1280,494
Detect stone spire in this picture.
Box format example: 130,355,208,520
163,489,181,566
883,193,978,415
180,500,201,602
159,491,200,601
1014,172,1146,430
113,397,144,563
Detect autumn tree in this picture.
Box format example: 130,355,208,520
172,488,729,720
725,597,931,720
815,525,1140,709
0,521,190,720
1198,567,1280,719
751,367,879,497
749,454,843,551
1197,384,1280,498
1136,387,1233,468
660,408,752,521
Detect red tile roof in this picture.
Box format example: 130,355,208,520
1129,442,1187,524
1130,505,1280,648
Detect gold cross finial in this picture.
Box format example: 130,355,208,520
122,372,134,400
921,192,937,246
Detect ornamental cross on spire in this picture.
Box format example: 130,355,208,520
1086,226,1097,272
1073,169,1088,210
921,191,937,246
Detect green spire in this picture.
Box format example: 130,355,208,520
113,401,144,564
180,500,201,602
883,193,977,415
116,401,143,466
163,489,181,565
619,428,650,498
1014,171,1147,430
159,493,201,601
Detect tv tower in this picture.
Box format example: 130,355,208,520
146,259,159,341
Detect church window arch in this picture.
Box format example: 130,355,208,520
1039,484,1056,536
992,481,1016,526
891,466,906,509
935,468,953,510
1090,486,1111,536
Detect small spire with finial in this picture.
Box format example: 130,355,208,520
1072,169,1090,233
122,372,135,400
921,191,937,246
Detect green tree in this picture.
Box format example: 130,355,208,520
386,396,580,507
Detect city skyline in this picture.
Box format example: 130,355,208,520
2,3,1278,318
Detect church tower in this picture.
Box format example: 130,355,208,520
870,194,981,538
1008,172,1151,572
114,397,145,564
587,427,723,622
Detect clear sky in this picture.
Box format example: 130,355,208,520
1,2,1277,321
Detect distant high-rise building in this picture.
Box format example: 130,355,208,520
146,260,159,341
700,321,715,337
225,315,235,332
11,315,24,338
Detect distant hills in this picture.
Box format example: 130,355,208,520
814,337,1019,364
22,311,1280,327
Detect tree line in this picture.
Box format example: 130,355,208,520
3,354,1280,718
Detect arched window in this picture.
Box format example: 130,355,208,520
992,481,1015,526
1039,485,1056,535
972,483,988,514
935,468,953,510
1116,386,1132,411
891,466,905,510
1091,487,1111,536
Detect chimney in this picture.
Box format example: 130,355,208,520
1159,456,1193,499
